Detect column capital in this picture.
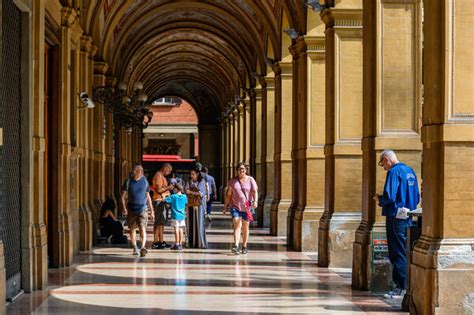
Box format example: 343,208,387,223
94,61,109,76
80,35,97,57
237,103,244,115
289,36,307,59
271,62,281,76
61,7,78,28
105,76,117,87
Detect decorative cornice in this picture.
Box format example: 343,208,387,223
321,9,362,28
279,62,293,76
305,36,326,53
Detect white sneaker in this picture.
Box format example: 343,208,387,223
384,288,406,299
132,247,140,256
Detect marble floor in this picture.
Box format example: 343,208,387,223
7,211,406,314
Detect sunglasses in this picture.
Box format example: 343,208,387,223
378,157,385,167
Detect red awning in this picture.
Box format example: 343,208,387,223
142,154,195,162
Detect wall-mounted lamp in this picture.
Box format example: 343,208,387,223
92,80,153,132
283,28,300,40
78,92,95,109
307,0,328,12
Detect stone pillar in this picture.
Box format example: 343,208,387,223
28,0,48,288
270,62,292,237
94,61,111,200
79,35,94,251
238,101,245,164
352,0,422,290
244,95,251,167
254,83,267,227
319,7,364,268
220,118,226,198
411,1,474,313
0,242,4,314
263,76,275,229
230,109,238,177
289,36,326,252
58,6,83,266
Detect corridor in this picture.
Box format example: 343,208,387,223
7,213,404,315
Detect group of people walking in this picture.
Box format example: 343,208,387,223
99,149,420,303
98,161,259,257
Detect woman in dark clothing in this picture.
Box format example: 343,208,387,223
185,167,208,249
99,198,127,244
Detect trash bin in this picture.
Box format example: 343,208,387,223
402,208,422,312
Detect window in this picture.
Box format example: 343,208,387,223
151,97,182,106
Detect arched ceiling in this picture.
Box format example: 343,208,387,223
83,0,306,124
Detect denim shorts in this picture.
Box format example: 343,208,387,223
231,208,248,221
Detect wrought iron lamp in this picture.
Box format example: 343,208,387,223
93,81,153,133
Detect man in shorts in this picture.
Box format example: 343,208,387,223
121,164,154,257
151,163,173,249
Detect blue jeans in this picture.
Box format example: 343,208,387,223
206,193,214,215
386,216,411,290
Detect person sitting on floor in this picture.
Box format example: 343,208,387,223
99,198,128,244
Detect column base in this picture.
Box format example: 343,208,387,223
0,242,5,314
59,211,74,267
292,206,324,252
263,195,273,229
79,205,92,251
319,212,361,267
328,212,361,268
410,236,474,314
270,199,290,237
25,223,48,290
352,221,373,290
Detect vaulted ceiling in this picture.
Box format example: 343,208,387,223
82,0,307,123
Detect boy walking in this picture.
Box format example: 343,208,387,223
165,184,188,250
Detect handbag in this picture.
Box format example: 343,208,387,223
238,178,255,223
186,185,202,207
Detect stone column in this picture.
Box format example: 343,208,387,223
411,1,474,313
352,0,422,290
230,109,238,176
94,61,111,200
220,118,226,198
244,95,251,167
270,62,292,237
78,35,94,251
254,84,266,226
263,76,274,228
28,0,48,288
238,101,245,164
58,6,83,266
290,36,326,251
319,7,364,268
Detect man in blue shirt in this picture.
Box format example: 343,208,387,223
121,164,154,257
374,150,420,299
202,166,217,221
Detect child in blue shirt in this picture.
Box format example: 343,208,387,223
165,184,188,250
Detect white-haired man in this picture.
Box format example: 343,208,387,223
373,150,420,299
